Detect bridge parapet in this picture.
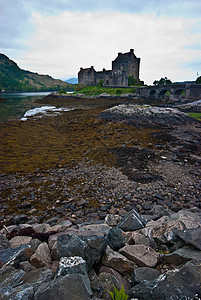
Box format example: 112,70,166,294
136,84,201,103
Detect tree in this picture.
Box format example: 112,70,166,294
153,77,172,85
196,76,201,84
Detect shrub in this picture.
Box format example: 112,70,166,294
74,84,85,92
196,76,201,84
108,285,129,300
98,79,104,87
116,89,122,95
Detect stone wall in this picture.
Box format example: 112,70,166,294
78,49,140,87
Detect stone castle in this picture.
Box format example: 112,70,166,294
78,49,140,87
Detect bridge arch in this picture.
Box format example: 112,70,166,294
174,89,185,98
158,89,168,99
149,90,156,99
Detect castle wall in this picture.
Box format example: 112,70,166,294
78,49,140,87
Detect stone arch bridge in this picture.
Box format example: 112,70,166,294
136,84,201,102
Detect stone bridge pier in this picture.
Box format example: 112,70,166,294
136,84,201,103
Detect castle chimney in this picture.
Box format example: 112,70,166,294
80,67,83,71
130,49,134,53
91,66,94,69
118,52,122,56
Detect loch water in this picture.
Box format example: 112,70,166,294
0,92,51,122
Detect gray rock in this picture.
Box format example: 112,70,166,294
128,260,201,300
57,232,107,270
34,274,92,300
9,236,32,248
0,233,10,250
131,267,161,286
119,244,159,268
0,245,32,268
56,256,88,277
162,245,201,265
107,227,125,250
105,214,121,226
11,214,28,225
0,266,52,299
176,227,201,250
30,242,51,268
118,209,146,231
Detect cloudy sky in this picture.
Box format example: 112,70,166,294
1,0,201,84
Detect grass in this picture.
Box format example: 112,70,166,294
187,112,201,120
72,85,136,96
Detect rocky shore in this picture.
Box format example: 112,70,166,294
0,96,201,299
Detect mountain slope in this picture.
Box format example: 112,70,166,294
0,54,73,92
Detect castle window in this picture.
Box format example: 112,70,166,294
107,80,109,85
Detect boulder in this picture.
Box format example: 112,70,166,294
105,214,121,226
56,256,88,277
131,267,161,286
102,246,137,276
0,266,52,299
34,274,92,300
118,209,146,231
176,227,201,250
57,232,107,270
0,245,32,268
162,245,201,265
128,260,201,300
9,236,32,248
107,227,125,250
11,214,28,225
119,244,159,268
30,242,51,268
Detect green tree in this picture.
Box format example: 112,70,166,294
98,79,104,87
153,77,172,85
196,76,201,84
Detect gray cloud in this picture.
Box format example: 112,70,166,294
0,0,33,50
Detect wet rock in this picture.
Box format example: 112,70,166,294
107,227,125,250
131,267,161,286
30,242,51,268
9,236,32,248
0,234,10,250
102,246,137,276
0,244,32,268
119,244,159,268
118,209,146,231
128,260,201,300
34,274,92,300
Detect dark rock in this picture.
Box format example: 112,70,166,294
0,266,52,299
34,274,92,300
57,232,107,270
0,244,32,268
176,227,201,250
131,267,161,286
0,234,10,250
162,246,201,266
88,268,103,298
128,260,201,300
11,214,28,225
107,227,125,250
118,209,146,231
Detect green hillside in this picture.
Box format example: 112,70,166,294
0,54,73,92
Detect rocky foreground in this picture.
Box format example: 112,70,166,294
0,100,201,299
0,206,201,299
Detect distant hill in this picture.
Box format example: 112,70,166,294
65,77,78,84
0,54,74,92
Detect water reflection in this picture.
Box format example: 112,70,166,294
0,92,51,122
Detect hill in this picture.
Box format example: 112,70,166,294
0,54,73,92
65,77,78,84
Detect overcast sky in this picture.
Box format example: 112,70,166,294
1,0,201,84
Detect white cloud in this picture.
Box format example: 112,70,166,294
16,11,201,84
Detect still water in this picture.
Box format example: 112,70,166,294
0,92,51,122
